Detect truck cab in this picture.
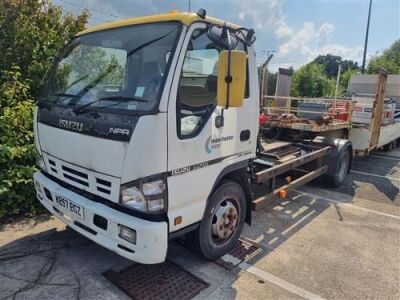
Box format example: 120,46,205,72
33,11,259,264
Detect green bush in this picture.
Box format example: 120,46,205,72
0,68,38,219
0,0,89,220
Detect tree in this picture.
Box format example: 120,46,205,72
291,63,336,97
0,0,89,96
313,54,341,78
0,0,89,219
264,71,277,96
339,68,358,93
367,40,400,74
313,54,359,78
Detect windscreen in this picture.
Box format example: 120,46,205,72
40,22,181,114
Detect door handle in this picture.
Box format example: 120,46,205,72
240,130,251,141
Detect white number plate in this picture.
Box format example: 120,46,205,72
55,196,85,220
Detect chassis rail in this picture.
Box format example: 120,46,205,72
254,146,331,183
252,144,332,211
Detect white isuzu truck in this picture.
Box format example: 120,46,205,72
33,10,352,264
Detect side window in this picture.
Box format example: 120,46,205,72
176,28,249,138
177,29,219,138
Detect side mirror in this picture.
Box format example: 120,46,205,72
217,50,247,108
207,24,238,50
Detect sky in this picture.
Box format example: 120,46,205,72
53,0,400,71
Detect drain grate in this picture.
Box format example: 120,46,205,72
215,239,262,270
103,260,209,300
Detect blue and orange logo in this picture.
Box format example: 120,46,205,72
205,136,212,154
205,135,234,154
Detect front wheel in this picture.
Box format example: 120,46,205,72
186,181,246,260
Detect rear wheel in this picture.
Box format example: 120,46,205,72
383,141,395,152
322,148,350,188
186,181,246,260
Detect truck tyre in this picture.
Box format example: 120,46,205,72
322,148,350,188
383,141,394,152
186,180,246,260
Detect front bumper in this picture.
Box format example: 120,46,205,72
33,171,168,264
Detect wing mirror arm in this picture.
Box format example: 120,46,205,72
224,25,232,110
216,25,232,128
209,24,247,129
215,109,225,128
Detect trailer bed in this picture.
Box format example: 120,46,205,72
264,120,351,132
261,95,354,133
350,122,400,154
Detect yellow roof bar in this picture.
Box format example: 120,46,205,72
77,11,240,36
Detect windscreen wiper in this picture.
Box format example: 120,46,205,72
37,93,78,108
66,74,89,89
55,92,79,98
127,27,179,58
73,96,148,115
65,63,120,107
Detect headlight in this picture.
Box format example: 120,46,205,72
120,186,147,211
36,153,46,171
142,180,166,196
120,176,167,213
147,198,164,212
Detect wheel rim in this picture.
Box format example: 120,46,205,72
211,198,239,245
338,153,348,182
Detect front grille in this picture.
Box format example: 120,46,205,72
97,178,111,187
62,165,88,179
43,153,118,201
95,178,112,195
64,173,89,186
49,160,57,173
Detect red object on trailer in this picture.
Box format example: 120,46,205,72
259,114,267,124
333,101,350,121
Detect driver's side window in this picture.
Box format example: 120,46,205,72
177,28,219,139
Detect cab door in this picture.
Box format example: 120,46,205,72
167,23,257,232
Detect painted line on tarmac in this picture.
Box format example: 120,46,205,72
369,154,400,161
281,210,316,236
351,170,400,181
239,261,325,300
295,190,400,220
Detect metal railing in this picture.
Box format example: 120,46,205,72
261,95,354,124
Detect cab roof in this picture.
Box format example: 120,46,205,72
77,11,240,36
